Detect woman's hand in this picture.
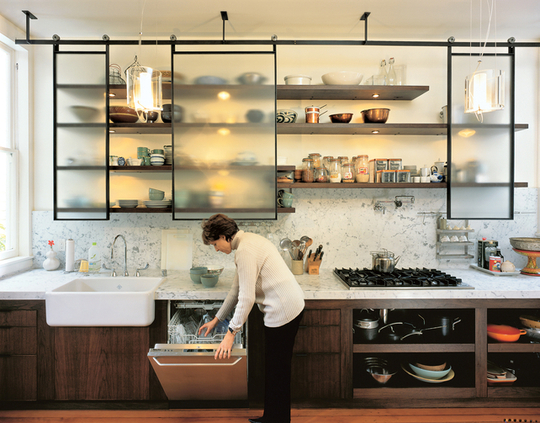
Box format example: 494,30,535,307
215,331,235,360
198,316,219,337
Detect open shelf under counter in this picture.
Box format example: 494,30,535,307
277,84,430,101
353,344,475,354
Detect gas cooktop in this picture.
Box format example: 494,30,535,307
334,267,474,289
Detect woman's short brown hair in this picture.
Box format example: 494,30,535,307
201,214,239,245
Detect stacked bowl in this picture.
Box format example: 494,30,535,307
363,357,396,385
164,145,172,165
151,149,165,166
189,266,224,287
402,361,454,383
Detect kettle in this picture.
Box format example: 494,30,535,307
371,249,401,273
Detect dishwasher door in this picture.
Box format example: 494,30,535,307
148,343,247,400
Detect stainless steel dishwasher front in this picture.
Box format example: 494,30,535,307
148,300,247,401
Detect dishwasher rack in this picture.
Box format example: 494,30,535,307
168,300,243,345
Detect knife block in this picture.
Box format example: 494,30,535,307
306,256,322,275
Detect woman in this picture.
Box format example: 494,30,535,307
198,214,305,423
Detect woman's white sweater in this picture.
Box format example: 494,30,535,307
216,230,305,331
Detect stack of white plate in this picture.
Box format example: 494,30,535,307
151,153,165,166
118,199,139,208
144,200,172,209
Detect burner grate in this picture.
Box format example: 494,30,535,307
334,267,472,289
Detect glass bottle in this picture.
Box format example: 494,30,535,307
308,153,322,168
322,156,333,170
329,158,341,183
314,166,329,183
341,162,355,182
301,158,315,182
387,57,397,86
355,154,369,183
374,59,387,85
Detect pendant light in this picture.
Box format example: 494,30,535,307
125,0,162,122
464,0,504,117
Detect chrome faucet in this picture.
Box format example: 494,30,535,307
111,234,128,276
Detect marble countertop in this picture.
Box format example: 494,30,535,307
1,267,540,301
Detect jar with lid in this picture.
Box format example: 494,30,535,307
308,153,322,168
396,169,411,183
322,156,333,169
355,154,369,183
301,158,315,182
341,162,355,182
314,166,329,182
329,159,341,183
484,241,498,269
338,156,349,165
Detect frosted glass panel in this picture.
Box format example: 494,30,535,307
449,53,513,219
173,51,276,220
55,52,108,220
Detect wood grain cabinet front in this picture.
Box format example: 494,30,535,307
291,309,341,399
0,310,38,401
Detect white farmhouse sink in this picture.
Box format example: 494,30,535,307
45,277,164,327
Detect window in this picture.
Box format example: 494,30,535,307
0,42,16,261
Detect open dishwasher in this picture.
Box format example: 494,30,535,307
148,300,247,401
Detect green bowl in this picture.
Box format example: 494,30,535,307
200,274,219,288
189,267,208,284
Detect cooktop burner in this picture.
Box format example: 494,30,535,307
334,267,473,289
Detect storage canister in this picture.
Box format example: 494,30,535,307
396,169,411,183
301,158,315,182
369,159,388,183
308,153,322,168
388,158,403,170
322,156,333,169
329,158,342,183
355,154,369,183
379,170,396,183
314,166,329,182
341,162,355,183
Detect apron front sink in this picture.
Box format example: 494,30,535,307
45,277,164,327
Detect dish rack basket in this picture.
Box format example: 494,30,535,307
168,303,242,345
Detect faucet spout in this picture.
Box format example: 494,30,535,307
111,234,128,276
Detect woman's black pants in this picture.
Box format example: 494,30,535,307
262,310,304,423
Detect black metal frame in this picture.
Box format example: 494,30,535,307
446,48,515,220
53,46,110,221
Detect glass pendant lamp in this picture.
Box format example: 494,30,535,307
126,55,162,123
464,68,504,114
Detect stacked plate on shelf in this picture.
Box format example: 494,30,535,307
401,361,455,384
117,199,139,208
487,361,517,386
144,200,172,209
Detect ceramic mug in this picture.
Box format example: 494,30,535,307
278,190,294,200
137,147,150,158
278,198,293,208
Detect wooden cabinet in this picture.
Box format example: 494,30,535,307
291,309,342,399
0,309,37,401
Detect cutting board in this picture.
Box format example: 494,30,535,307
161,230,193,271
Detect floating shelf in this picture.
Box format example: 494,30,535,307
109,207,294,214
109,123,171,134
279,182,447,189
277,85,430,101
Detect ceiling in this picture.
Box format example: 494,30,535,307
0,0,539,43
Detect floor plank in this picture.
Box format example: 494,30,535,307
0,408,539,423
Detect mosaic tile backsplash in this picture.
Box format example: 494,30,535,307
32,188,538,273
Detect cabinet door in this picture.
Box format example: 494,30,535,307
54,49,109,220
172,47,276,220
54,327,150,400
448,50,514,219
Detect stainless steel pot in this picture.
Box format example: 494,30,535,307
371,250,401,273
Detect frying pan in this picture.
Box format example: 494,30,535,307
487,324,527,342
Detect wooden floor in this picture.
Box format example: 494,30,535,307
0,408,539,423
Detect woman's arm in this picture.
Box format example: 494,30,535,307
215,272,239,322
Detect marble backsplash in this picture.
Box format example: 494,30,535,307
32,188,538,273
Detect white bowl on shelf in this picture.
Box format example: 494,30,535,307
117,199,139,208
321,71,363,85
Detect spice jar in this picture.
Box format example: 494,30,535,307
355,154,369,183
329,158,342,183
341,162,355,182
308,153,322,168
301,158,315,182
314,166,329,182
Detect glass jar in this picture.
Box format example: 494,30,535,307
322,156,333,170
341,162,355,182
396,169,411,183
355,154,369,183
308,153,322,168
338,156,349,165
314,166,329,182
301,158,315,182
329,159,341,183
380,170,396,183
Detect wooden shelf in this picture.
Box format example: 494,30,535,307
279,182,447,189
277,85,430,101
278,123,529,136
57,165,106,171
110,83,171,99
109,165,172,173
353,344,475,353
109,207,294,214
109,123,171,134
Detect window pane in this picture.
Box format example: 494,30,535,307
0,45,11,149
0,150,15,257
